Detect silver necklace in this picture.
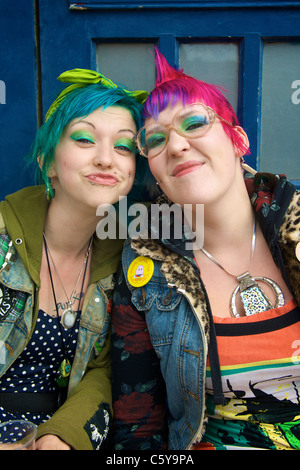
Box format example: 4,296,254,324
43,234,92,329
200,218,285,318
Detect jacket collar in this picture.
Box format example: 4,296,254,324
247,172,295,254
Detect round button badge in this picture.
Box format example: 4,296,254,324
127,256,154,287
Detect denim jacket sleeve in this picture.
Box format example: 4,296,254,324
111,262,168,450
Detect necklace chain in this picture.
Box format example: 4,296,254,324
43,234,92,330
201,217,256,278
43,234,93,388
43,232,92,311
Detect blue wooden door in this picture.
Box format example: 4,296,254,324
39,0,300,186
1,0,299,201
0,0,38,200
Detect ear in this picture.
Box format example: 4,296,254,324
37,155,57,178
47,165,57,178
37,155,56,178
233,126,250,158
37,154,43,170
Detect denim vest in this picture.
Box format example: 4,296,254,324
0,233,113,395
122,239,209,450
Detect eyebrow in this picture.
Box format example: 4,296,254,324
179,110,199,120
70,122,135,135
70,120,96,129
118,128,136,136
146,124,164,133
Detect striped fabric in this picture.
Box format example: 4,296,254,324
198,300,300,450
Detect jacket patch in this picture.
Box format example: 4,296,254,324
0,285,15,320
84,403,111,450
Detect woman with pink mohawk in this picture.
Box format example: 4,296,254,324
111,49,300,450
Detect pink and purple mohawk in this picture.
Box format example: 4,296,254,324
143,47,250,156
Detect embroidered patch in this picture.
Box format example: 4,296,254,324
0,285,15,321
84,403,111,450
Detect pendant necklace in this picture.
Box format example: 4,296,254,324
43,234,92,387
43,234,92,329
200,217,285,318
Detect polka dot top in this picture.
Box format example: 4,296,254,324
0,310,80,425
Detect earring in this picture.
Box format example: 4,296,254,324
46,178,55,200
241,159,257,176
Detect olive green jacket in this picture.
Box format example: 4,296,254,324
0,186,124,450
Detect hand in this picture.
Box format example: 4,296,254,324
36,434,71,450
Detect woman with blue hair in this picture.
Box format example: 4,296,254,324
0,69,151,449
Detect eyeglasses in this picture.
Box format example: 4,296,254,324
136,103,233,159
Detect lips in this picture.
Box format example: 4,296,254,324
172,161,203,177
86,172,119,186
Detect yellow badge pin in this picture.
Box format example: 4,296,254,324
127,256,154,287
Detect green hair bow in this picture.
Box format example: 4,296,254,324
45,68,149,121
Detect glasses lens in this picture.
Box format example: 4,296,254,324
175,104,211,137
137,104,213,158
138,125,167,158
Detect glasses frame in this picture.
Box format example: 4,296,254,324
136,102,233,159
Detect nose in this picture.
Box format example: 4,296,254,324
166,127,190,158
92,143,114,168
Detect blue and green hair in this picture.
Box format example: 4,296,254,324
28,69,152,200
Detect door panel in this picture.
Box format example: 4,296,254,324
96,43,156,92
260,41,300,178
179,42,240,111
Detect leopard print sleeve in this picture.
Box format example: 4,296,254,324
278,191,300,306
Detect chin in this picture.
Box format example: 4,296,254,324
89,184,131,206
163,188,205,206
